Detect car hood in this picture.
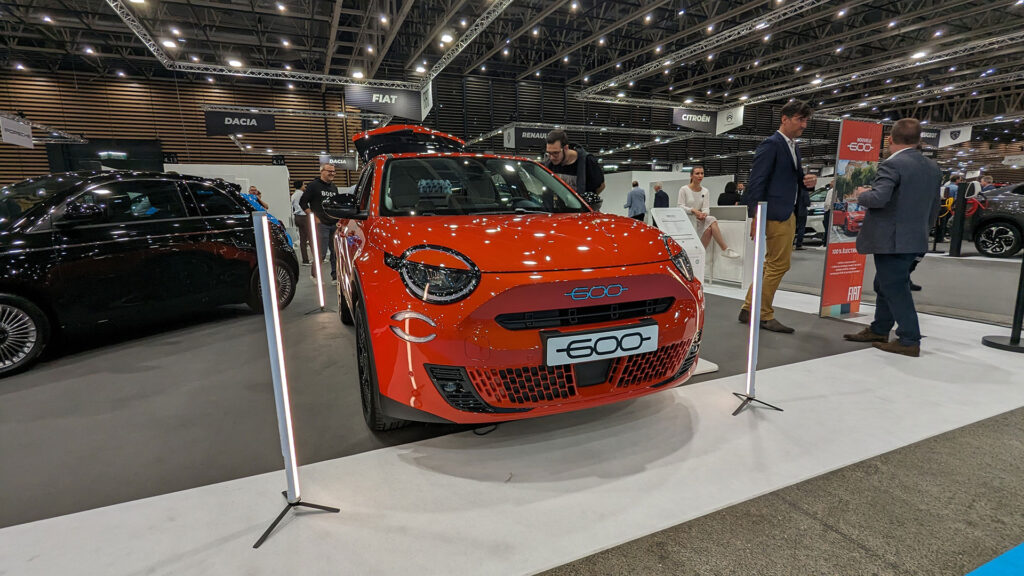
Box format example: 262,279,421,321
367,213,671,273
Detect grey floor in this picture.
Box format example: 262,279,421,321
780,242,1020,326
0,276,860,529
543,406,1024,576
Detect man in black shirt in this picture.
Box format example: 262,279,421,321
653,182,670,208
299,163,340,283
544,129,605,209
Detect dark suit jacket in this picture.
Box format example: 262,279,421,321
856,148,942,255
745,131,812,221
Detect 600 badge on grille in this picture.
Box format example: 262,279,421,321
564,283,628,301
542,320,659,366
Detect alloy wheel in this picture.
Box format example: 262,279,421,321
0,304,38,369
978,225,1015,255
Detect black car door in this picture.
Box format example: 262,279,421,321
52,178,208,328
183,182,254,305
339,165,374,298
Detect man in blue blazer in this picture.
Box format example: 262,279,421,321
843,118,941,357
739,100,818,333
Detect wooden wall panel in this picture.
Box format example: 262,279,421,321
0,72,363,187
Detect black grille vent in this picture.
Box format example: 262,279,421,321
425,364,531,414
496,298,674,330
677,330,702,377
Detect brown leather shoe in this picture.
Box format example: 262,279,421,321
738,308,750,324
760,318,795,333
844,327,889,343
872,341,920,357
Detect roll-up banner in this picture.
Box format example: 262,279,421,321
345,83,431,121
204,110,276,136
1,117,34,148
820,119,881,318
503,127,550,150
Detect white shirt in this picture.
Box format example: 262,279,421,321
678,184,710,215
885,147,911,162
777,130,798,168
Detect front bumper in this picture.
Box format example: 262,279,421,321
362,256,704,424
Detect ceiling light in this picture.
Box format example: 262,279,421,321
563,56,569,63
15,63,26,70
835,46,843,52
684,98,693,104
228,59,242,67
171,27,181,36
441,33,454,43
380,15,388,24
655,46,662,53
42,15,53,23
276,3,285,11
707,53,714,60
266,149,273,153
583,76,589,82
616,92,625,97
889,20,897,27
763,34,771,42
415,65,426,73
645,14,652,23
740,95,749,100
532,28,539,36
598,37,605,45
84,46,96,54
284,64,291,70
206,76,214,82
481,65,486,71
706,24,714,32
117,70,125,77
129,0,144,3
352,71,364,78
287,83,294,89
794,65,802,72
723,92,729,97
628,81,634,86
190,55,200,62
948,66,956,72
160,40,177,49
572,2,579,10
535,71,540,77
460,18,467,27
727,76,733,82
911,51,927,59
502,48,509,56
282,39,290,47
934,29,943,36
616,62,621,68
811,78,823,84
837,9,846,16
753,60,760,66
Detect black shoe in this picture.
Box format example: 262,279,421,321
738,309,750,324
910,282,922,291
760,319,795,333
794,245,806,251
844,327,889,343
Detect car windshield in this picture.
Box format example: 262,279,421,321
0,173,88,231
809,188,829,202
379,156,588,216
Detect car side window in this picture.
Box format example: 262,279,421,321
188,183,245,216
78,180,187,223
356,166,375,211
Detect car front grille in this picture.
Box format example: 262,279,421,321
461,339,692,409
494,298,674,330
425,365,531,414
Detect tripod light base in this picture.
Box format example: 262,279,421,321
982,335,1024,353
304,307,335,315
731,392,785,416
253,491,340,549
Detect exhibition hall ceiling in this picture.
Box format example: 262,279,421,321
1,0,1023,173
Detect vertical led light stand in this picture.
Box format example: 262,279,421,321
305,213,332,314
733,202,784,416
251,212,338,549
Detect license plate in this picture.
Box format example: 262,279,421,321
542,320,659,366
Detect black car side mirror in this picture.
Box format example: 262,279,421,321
57,202,106,226
322,194,362,219
579,191,603,212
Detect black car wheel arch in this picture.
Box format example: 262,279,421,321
247,258,298,312
353,294,408,432
974,220,1022,258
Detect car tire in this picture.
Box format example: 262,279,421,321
338,285,353,325
353,297,408,431
247,261,298,312
974,221,1022,258
0,294,50,377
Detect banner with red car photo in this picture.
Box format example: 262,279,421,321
820,120,882,318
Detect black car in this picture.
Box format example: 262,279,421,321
966,182,1024,257
0,171,298,376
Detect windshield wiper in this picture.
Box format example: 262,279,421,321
472,208,551,215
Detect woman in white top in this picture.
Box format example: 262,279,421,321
677,167,739,258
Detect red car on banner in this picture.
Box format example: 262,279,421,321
832,203,867,236
324,125,705,430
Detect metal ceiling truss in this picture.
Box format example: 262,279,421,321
465,121,698,146
200,104,393,125
819,70,1024,115
227,134,360,160
1,110,88,144
464,0,569,73
426,0,514,83
597,133,834,158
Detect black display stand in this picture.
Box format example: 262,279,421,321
982,255,1024,353
254,491,340,548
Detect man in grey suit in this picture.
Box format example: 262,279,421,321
843,118,941,357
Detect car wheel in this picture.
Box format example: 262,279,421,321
353,297,408,431
974,221,1022,258
0,295,50,377
338,284,353,325
247,262,298,312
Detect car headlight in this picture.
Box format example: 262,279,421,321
662,235,694,282
384,245,480,304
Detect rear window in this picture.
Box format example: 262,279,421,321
380,157,587,217
188,183,246,216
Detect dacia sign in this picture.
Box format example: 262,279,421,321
672,107,717,133
345,83,431,121
204,110,275,136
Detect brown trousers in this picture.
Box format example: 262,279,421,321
742,214,796,321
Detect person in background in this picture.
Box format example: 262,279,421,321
299,164,340,285
793,182,811,250
739,99,818,333
624,180,646,221
981,175,996,191
247,186,269,210
717,181,742,206
290,180,311,266
935,174,961,242
653,182,670,208
736,181,746,201
544,129,605,208
678,167,740,259
843,118,941,357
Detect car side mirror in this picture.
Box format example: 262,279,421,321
322,193,361,219
57,202,106,226
579,191,603,212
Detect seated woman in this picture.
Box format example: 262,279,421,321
677,167,739,259
717,181,743,206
